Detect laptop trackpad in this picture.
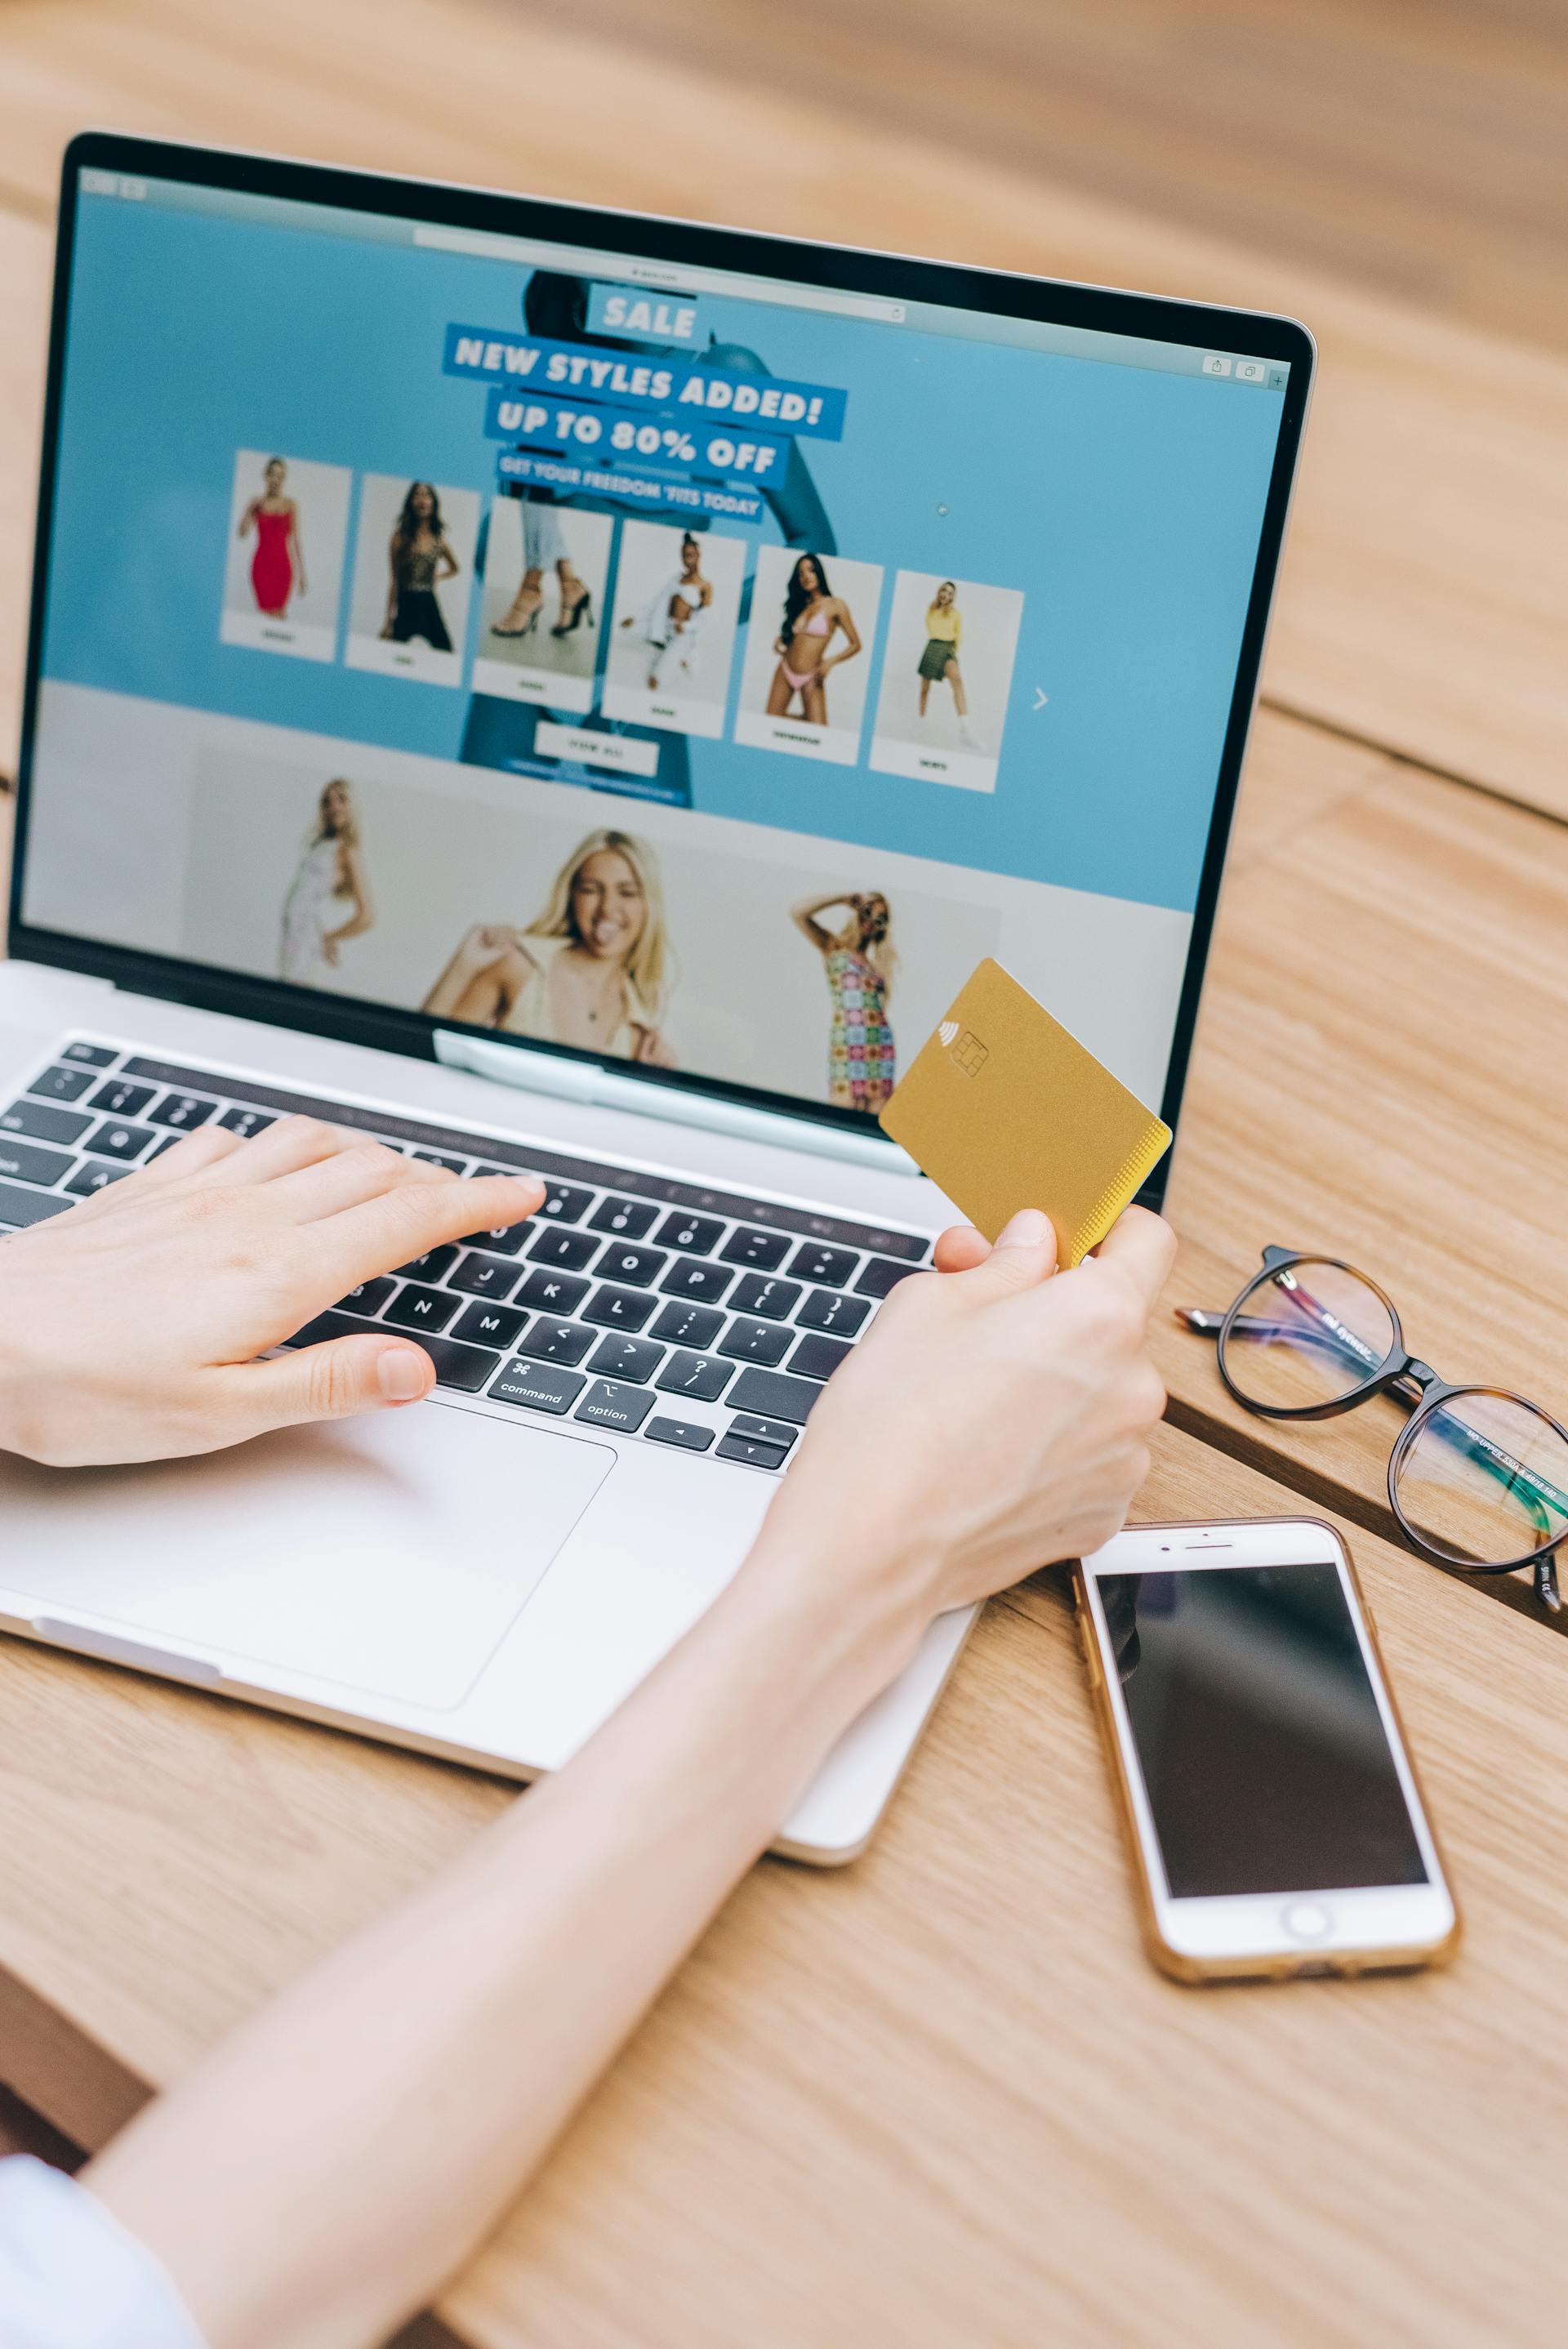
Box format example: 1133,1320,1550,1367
0,1402,613,1712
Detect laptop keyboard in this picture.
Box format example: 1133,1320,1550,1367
0,1041,932,1474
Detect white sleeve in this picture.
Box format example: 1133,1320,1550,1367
0,2155,208,2348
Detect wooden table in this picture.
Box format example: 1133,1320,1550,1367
2,4,1567,2341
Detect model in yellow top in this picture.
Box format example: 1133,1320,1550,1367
916,578,978,748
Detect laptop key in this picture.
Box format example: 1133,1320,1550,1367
855,1255,924,1300
716,1433,789,1472
529,1225,600,1272
337,1275,396,1316
149,1093,217,1130
788,1333,853,1383
655,1351,734,1402
726,1367,822,1425
448,1252,521,1302
575,1379,655,1433
719,1316,792,1366
0,1182,73,1228
719,1225,791,1271
795,1287,870,1338
452,1302,526,1349
644,1416,715,1453
729,1273,802,1322
537,1182,592,1224
413,1150,470,1174
289,1313,501,1396
649,1300,724,1349
0,1139,74,1188
65,1160,131,1197
659,1258,733,1306
728,1414,800,1453
463,1219,532,1259
519,1316,596,1367
61,1041,119,1068
26,1063,95,1103
385,1283,460,1333
788,1242,861,1288
1,1099,91,1146
515,1268,590,1317
218,1106,276,1139
583,1283,657,1332
654,1210,724,1255
595,1242,666,1289
488,1359,585,1415
83,1120,157,1162
86,1079,155,1118
395,1244,458,1282
587,1334,664,1385
589,1196,659,1240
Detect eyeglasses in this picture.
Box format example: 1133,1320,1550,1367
1179,1247,1568,1615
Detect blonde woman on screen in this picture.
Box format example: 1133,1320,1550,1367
791,888,897,1112
278,779,374,986
424,828,675,1065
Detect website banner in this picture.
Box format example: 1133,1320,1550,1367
30,176,1282,1119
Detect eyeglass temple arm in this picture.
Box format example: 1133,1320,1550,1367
1178,1300,1568,1534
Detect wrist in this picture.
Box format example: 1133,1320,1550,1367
716,1513,933,1728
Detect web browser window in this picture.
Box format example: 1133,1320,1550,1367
23,167,1290,1121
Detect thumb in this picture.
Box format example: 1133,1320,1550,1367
220,1333,436,1441
953,1207,1058,1298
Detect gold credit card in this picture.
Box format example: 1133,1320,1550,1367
878,958,1171,1265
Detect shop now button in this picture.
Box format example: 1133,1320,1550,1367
535,722,659,778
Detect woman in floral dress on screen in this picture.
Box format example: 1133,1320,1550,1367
791,889,898,1112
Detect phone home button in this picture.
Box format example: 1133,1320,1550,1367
1281,1900,1334,1944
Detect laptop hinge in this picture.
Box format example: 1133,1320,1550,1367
432,1030,919,1177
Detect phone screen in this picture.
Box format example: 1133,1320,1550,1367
1096,1562,1429,1898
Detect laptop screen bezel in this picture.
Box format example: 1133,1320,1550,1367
9,131,1315,1194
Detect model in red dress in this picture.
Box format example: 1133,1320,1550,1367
237,457,305,618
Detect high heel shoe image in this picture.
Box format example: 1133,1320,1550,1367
492,604,540,640
551,590,595,638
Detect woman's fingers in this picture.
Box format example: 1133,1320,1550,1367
932,1224,991,1275
295,1170,546,1294
263,1140,450,1224
947,1208,1058,1299
67,1123,244,1215
195,1113,376,1188
217,1330,436,1442
1088,1207,1177,1308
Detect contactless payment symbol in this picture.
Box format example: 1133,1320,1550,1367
938,1020,959,1047
948,1027,989,1076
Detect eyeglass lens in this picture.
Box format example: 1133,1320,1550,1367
1395,1390,1568,1571
1219,1259,1396,1414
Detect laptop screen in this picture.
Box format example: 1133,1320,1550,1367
17,149,1304,1134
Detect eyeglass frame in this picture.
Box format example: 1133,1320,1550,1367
1182,1246,1568,1614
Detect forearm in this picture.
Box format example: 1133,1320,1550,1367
422,953,483,1018
86,1535,910,2349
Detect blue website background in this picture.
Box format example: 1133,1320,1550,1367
41,192,1285,914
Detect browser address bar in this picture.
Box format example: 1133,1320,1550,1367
412,225,905,323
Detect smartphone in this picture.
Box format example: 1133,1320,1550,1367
1074,1518,1459,1982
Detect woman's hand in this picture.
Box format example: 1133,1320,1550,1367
744,1206,1174,1678
321,932,342,966
454,922,523,971
631,1025,676,1068
0,1118,543,1466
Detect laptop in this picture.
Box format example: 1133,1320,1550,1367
0,134,1312,1861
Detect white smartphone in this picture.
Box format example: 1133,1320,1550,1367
1074,1518,1459,1982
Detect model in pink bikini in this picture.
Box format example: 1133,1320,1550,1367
765,552,862,725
